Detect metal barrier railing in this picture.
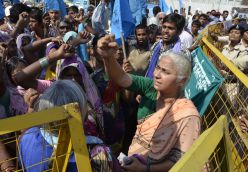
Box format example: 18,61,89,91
0,103,91,172
170,115,233,172
171,35,248,171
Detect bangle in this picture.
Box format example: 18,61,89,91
39,57,49,68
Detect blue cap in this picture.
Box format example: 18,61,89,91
228,24,244,33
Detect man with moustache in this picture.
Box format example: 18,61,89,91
127,24,151,76
146,13,187,78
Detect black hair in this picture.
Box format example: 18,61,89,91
192,14,199,20
148,24,158,34
192,20,201,27
162,13,186,32
9,3,31,24
228,24,244,36
68,5,79,14
29,7,43,23
87,5,95,12
6,57,27,84
156,27,162,35
174,9,179,13
153,6,161,16
58,19,72,29
199,14,208,19
135,24,147,35
223,10,229,14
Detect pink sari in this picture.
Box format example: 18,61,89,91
128,98,201,161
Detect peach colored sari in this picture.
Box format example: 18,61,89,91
128,98,201,161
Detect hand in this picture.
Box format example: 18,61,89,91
77,31,91,44
24,88,39,112
189,40,200,52
74,14,86,23
97,34,118,59
51,37,63,45
48,44,75,61
123,59,133,73
121,157,146,172
17,12,30,28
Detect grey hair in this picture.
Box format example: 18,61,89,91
156,12,166,18
159,50,192,87
35,80,87,122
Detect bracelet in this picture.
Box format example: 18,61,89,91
39,57,49,68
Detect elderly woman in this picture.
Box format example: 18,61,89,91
19,80,119,172
97,35,201,171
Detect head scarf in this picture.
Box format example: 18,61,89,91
3,62,28,116
57,55,104,135
63,31,78,43
16,33,33,50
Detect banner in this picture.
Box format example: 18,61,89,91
185,47,224,116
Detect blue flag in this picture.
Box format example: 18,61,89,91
111,0,135,45
73,0,90,9
170,6,173,14
129,0,147,25
0,0,4,19
179,0,183,14
159,0,169,13
44,0,67,17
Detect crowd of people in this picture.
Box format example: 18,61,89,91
0,0,247,171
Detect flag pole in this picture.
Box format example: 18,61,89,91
120,32,127,60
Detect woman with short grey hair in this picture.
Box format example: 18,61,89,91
97,35,201,172
159,51,192,84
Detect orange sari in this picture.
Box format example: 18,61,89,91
128,98,201,161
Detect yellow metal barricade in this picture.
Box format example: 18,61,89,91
172,36,248,171
170,115,234,172
0,103,91,172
